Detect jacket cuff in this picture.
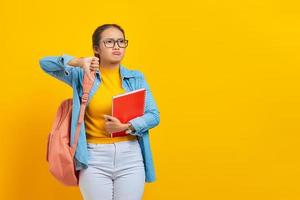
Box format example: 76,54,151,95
57,54,76,75
128,116,147,136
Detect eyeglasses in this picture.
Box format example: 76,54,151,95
101,38,129,48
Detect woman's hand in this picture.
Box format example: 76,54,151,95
103,114,129,135
69,56,99,81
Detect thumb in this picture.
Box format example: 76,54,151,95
103,114,116,121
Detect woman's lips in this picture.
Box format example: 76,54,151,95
112,51,121,55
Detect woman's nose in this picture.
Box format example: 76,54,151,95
113,44,120,50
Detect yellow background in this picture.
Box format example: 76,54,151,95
0,0,300,199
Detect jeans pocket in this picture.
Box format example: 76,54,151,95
127,141,142,156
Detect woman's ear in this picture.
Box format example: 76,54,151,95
93,45,101,61
93,45,101,55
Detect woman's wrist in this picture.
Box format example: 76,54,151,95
67,57,83,67
124,122,136,134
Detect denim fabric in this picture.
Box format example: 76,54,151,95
39,54,160,182
79,139,145,200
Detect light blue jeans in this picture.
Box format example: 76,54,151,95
79,139,145,200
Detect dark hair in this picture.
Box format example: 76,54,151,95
92,24,126,60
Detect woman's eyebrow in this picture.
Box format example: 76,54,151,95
103,37,124,40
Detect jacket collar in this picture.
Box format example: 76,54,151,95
95,64,135,79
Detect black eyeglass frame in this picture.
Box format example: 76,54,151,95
100,38,129,48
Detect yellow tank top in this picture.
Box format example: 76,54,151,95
84,65,137,144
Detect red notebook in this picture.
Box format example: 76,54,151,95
111,88,146,137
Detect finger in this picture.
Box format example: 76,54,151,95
103,114,112,119
91,60,99,65
103,114,113,121
106,122,113,126
90,64,99,70
91,58,98,63
103,115,109,121
90,62,99,67
90,67,98,71
104,115,118,122
90,64,99,68
90,61,99,66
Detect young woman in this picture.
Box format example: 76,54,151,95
39,24,160,200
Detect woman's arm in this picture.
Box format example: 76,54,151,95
39,54,81,87
128,72,160,137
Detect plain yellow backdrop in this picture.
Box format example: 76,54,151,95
0,0,300,199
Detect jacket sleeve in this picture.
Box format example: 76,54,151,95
128,72,160,136
39,54,79,87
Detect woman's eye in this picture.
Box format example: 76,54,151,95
119,40,124,43
107,40,113,43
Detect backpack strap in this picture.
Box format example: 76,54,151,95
70,70,96,157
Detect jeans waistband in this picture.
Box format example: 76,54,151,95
87,138,138,148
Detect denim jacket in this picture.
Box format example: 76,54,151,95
39,54,160,183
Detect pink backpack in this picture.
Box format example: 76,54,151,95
46,70,95,186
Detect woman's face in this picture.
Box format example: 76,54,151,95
94,27,127,65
